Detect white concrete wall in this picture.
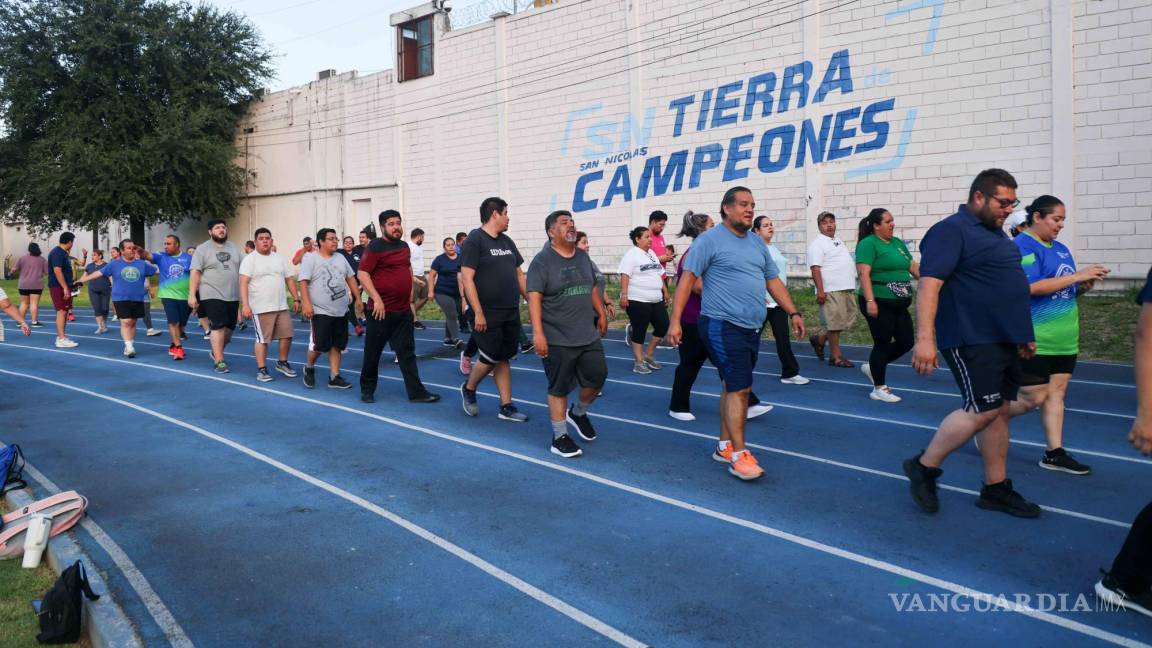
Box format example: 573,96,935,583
6,0,1149,282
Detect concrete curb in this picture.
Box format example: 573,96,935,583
4,486,144,648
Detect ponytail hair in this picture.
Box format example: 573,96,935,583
677,210,710,239
858,208,888,241
1024,195,1064,226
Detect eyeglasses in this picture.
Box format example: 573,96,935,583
989,196,1020,209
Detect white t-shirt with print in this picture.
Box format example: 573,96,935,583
617,247,666,303
806,234,857,292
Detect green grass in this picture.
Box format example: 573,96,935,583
0,502,66,648
2,277,1136,362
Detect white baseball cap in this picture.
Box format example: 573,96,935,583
1006,210,1027,231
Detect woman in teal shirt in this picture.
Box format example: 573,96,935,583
856,208,918,403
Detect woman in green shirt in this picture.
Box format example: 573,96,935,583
856,208,918,403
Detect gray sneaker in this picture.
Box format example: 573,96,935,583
644,356,662,370
275,360,297,378
633,362,652,375
498,404,528,422
256,367,274,382
460,383,479,417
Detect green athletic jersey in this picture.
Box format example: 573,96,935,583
855,235,913,300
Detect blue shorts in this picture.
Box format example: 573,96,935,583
161,298,192,327
699,315,760,392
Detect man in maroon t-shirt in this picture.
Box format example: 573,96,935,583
357,209,440,404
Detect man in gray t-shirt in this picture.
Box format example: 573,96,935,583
299,251,354,317
188,219,243,373
526,210,609,460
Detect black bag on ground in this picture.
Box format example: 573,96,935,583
36,559,100,644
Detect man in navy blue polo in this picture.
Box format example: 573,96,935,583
903,168,1041,518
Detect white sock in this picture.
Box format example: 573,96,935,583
718,440,732,452
731,449,746,462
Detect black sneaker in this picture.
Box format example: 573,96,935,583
413,320,426,330
361,391,375,404
498,403,528,422
902,453,942,513
976,479,1041,518
566,407,597,441
409,392,441,403
328,375,353,389
1039,448,1091,475
519,340,534,354
180,330,188,340
550,433,583,458
303,366,316,389
1096,571,1152,619
460,383,479,416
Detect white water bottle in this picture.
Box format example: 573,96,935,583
22,514,52,568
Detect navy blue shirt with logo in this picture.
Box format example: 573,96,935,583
47,246,72,288
919,204,1034,349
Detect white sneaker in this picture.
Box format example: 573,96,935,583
54,337,78,349
870,386,902,403
860,362,873,384
146,328,161,337
123,344,136,358
668,411,696,422
779,375,810,385
747,403,774,419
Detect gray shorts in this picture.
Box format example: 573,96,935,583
541,339,608,397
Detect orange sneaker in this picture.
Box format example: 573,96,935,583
711,444,733,464
729,450,764,480
172,346,186,361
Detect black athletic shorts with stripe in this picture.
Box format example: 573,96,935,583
941,343,1022,413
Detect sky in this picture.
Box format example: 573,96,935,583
209,0,422,91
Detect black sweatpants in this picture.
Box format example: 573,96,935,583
763,306,799,379
1110,501,1152,593
669,321,761,414
858,296,914,387
360,311,429,398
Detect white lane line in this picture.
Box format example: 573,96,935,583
19,329,1146,466
11,461,194,648
0,368,647,648
0,353,1143,647
429,356,1152,468
592,352,1134,420
6,337,1142,525
62,313,1139,388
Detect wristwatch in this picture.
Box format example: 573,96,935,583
789,312,802,319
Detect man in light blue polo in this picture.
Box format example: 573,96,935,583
666,186,806,481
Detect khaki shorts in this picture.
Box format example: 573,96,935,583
253,310,294,343
818,289,858,332
412,273,428,302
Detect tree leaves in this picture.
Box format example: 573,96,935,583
0,0,272,236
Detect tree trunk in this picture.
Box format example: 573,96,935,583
92,227,100,252
130,216,145,247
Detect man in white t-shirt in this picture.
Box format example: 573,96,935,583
240,228,302,383
806,211,858,368
408,227,429,329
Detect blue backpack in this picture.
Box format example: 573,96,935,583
0,444,26,496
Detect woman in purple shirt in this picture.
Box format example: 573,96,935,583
668,210,769,421
14,242,48,327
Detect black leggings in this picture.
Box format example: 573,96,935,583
1111,501,1152,593
858,296,913,386
669,321,761,414
626,301,669,344
762,307,799,379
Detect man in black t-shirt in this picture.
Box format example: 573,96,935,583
1094,267,1152,618
459,197,529,422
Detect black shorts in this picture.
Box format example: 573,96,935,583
474,307,521,364
309,314,349,353
941,343,1022,413
626,300,669,343
542,340,608,396
1020,354,1078,386
198,299,239,331
113,301,146,320
17,289,42,296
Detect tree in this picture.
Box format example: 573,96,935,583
0,0,272,243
